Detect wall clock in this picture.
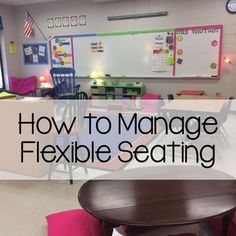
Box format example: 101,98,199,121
54,17,61,27
47,18,54,28
62,17,69,27
226,0,236,13
71,16,78,27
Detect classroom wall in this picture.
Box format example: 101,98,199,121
0,4,21,88
13,0,236,97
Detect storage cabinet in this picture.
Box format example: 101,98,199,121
91,82,145,100
90,82,145,108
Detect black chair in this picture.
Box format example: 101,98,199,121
75,91,88,100
219,96,234,138
50,68,80,99
167,94,174,101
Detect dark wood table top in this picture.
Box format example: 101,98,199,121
78,167,236,228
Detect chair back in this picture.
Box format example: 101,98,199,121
220,96,234,124
75,91,88,100
50,68,77,98
75,91,89,128
167,94,174,100
9,76,37,96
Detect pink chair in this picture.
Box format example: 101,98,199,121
46,209,104,236
211,212,236,236
141,93,162,113
9,76,37,96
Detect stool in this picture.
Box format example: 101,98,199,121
46,209,104,236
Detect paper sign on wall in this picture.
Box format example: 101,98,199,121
33,55,39,63
24,47,33,56
8,41,16,54
152,31,174,73
38,45,46,56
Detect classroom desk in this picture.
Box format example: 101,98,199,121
176,90,205,96
176,95,226,100
161,99,225,114
78,112,161,171
0,91,16,99
0,97,51,177
78,166,236,236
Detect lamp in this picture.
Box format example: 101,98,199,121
90,71,105,85
39,76,48,88
224,57,232,64
90,71,98,79
90,71,99,85
39,75,46,82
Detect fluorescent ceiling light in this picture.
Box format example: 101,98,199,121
107,11,168,21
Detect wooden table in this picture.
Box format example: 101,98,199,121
78,166,236,236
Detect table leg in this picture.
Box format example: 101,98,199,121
102,221,119,236
221,210,235,236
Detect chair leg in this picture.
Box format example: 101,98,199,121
64,163,67,171
48,163,54,181
221,125,229,137
68,163,73,185
84,165,88,174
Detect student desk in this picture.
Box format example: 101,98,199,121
161,99,225,114
0,91,16,99
176,90,205,96
78,166,236,236
0,98,51,177
176,95,226,100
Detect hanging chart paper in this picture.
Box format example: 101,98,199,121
50,37,74,68
152,31,175,73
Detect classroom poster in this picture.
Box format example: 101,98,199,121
23,43,48,65
152,31,174,73
50,37,74,68
91,41,104,53
8,41,16,54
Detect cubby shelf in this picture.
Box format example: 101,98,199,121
91,83,145,100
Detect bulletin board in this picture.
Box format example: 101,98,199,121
50,24,223,78
23,43,48,65
174,25,222,77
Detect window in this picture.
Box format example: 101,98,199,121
0,48,4,90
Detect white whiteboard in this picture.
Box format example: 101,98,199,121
175,25,222,77
73,31,174,77
50,25,223,78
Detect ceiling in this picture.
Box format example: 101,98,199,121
0,0,123,6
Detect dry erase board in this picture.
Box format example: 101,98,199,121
50,24,223,78
174,25,222,77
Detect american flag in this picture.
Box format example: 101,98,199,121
24,10,34,38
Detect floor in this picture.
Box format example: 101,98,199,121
0,114,235,236
0,181,216,236
0,180,84,236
